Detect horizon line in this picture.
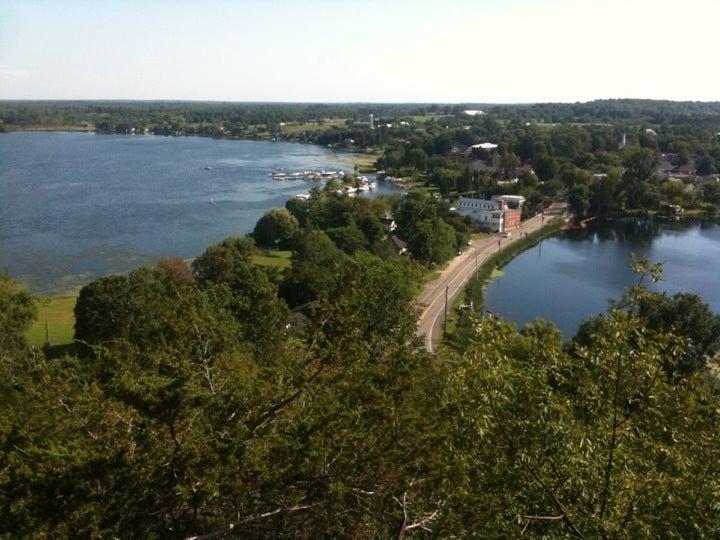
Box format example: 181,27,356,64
2,97,720,106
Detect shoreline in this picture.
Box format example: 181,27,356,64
2,132,382,297
440,218,568,345
0,126,379,164
460,213,719,316
458,218,567,311
417,211,565,352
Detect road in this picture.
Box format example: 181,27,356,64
416,208,564,352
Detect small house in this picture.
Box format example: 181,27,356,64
390,235,408,256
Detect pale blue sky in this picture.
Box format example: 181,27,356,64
1,0,718,102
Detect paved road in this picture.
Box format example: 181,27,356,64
416,210,561,352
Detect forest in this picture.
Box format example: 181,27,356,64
2,99,720,536
2,188,720,536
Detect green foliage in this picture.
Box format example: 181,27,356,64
622,147,661,209
436,311,720,536
0,273,37,356
457,165,472,193
326,223,369,254
192,237,290,348
392,190,437,241
696,154,716,175
73,274,132,345
703,181,720,205
4,98,720,536
191,236,256,284
533,153,559,181
74,237,289,355
281,230,346,306
568,183,591,217
252,208,300,250
431,167,459,196
3,245,720,536
590,171,621,214
408,217,456,266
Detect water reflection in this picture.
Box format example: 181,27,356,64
485,219,720,338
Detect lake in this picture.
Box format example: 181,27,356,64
0,131,398,295
484,219,720,337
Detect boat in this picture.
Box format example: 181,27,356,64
205,166,213,170
270,169,348,181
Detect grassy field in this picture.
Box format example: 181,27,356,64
27,296,77,347
252,250,292,269
335,152,379,172
280,118,348,134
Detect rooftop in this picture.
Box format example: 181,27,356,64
471,142,498,150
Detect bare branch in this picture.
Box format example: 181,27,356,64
247,319,329,432
58,398,98,441
396,490,441,539
485,397,584,538
396,491,409,540
350,487,378,497
184,502,322,540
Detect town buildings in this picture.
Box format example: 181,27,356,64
456,196,524,233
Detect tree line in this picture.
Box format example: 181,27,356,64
2,201,720,536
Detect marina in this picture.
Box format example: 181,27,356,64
274,168,379,196
270,169,346,181
0,132,400,294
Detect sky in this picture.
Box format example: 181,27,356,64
1,0,718,103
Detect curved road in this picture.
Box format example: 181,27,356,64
417,207,566,352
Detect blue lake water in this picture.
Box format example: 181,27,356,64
0,131,398,294
485,219,720,337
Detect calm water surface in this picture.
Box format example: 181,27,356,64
485,220,720,337
0,132,398,294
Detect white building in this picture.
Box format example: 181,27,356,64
456,196,524,233
456,197,506,232
470,142,498,151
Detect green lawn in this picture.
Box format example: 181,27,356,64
335,152,379,172
27,296,77,347
252,250,292,269
281,118,348,134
